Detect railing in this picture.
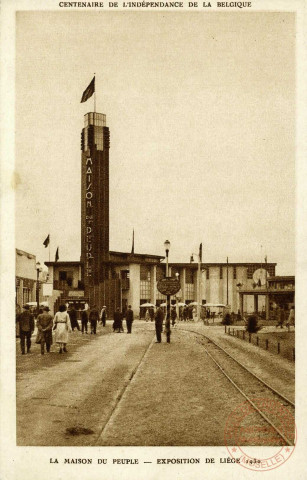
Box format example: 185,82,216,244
225,326,295,362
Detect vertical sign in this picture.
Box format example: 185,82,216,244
85,157,94,279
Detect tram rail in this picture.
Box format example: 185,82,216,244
181,328,295,446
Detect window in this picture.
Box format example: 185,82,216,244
23,287,30,304
185,268,194,284
185,284,194,300
140,265,151,281
140,281,151,300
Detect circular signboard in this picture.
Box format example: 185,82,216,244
157,277,181,296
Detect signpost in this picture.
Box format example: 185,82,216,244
157,277,181,296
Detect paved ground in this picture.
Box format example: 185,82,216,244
16,320,295,446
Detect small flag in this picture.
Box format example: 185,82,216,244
81,76,95,103
43,234,50,248
199,243,202,262
264,255,267,263
55,247,59,262
131,229,134,254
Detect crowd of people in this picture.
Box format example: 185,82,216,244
16,303,137,355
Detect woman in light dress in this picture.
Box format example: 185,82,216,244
145,309,150,322
53,304,71,354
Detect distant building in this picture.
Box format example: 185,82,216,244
15,249,37,307
43,111,281,317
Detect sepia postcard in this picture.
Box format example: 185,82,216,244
1,0,306,479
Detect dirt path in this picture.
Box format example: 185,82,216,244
16,323,154,446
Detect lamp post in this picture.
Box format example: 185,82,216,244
190,244,202,322
175,272,180,320
36,261,42,316
164,240,171,343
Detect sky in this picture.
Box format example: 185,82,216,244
15,11,295,274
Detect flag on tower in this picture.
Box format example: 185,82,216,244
81,76,95,103
43,234,50,248
55,247,59,262
199,243,202,262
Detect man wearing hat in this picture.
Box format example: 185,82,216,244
36,306,53,354
18,305,35,354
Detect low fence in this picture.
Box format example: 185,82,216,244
225,326,295,362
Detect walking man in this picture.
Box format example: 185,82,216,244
155,306,164,343
18,305,34,354
113,307,123,333
36,306,53,354
68,305,80,331
81,307,88,334
126,305,134,334
89,305,99,334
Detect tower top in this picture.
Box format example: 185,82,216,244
84,112,106,127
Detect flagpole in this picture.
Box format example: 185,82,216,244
49,241,50,262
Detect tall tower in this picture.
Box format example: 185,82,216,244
81,112,110,291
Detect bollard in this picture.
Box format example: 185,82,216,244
243,331,245,341
256,336,259,346
293,348,295,361
277,342,280,354
237,330,239,338
249,334,251,343
225,325,226,333
233,329,235,336
266,339,269,350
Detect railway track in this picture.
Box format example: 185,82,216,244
181,328,295,446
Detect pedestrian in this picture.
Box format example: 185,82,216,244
53,304,71,353
113,307,123,333
100,305,107,326
125,305,134,334
145,309,150,322
286,306,295,331
89,305,99,334
171,307,177,327
149,307,155,322
18,305,35,354
275,304,284,328
183,306,187,322
81,307,88,334
68,305,80,331
36,306,53,354
154,306,164,343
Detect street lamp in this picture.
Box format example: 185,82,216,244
164,240,171,343
175,272,180,320
36,261,42,316
190,246,202,322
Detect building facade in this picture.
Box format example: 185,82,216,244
16,249,37,307
43,111,281,318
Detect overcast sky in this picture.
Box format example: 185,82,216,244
15,11,295,274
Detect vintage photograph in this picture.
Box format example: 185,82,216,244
1,2,304,476
13,10,296,451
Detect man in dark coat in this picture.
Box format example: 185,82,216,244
155,306,164,343
68,306,80,331
18,305,34,354
126,305,134,334
113,307,123,333
36,306,53,354
81,307,88,334
89,305,100,334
